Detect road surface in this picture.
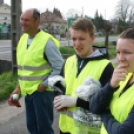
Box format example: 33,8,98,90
0,36,117,61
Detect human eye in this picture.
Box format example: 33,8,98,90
72,38,76,41
116,50,120,54
79,37,85,41
124,50,131,54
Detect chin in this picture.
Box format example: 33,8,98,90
21,28,28,32
77,53,82,57
21,30,26,33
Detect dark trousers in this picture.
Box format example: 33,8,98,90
25,91,54,134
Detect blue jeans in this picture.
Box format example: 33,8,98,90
25,91,54,134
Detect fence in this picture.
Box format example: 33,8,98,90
0,33,11,39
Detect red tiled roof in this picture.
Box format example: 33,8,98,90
40,11,66,23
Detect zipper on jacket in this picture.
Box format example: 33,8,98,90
79,60,84,68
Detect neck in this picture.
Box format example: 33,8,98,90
29,29,40,37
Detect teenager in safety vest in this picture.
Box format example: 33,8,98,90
53,18,114,134
8,8,64,134
90,27,134,134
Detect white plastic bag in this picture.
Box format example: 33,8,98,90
73,77,102,134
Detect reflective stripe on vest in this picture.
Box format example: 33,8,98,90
18,74,48,81
59,55,111,134
17,64,51,71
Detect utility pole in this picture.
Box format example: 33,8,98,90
82,6,84,17
105,9,106,20
11,0,22,74
104,21,112,59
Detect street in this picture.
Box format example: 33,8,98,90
0,97,60,134
0,36,118,61
0,112,58,134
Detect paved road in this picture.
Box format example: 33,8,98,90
59,36,117,46
0,36,118,61
0,112,59,134
0,97,60,134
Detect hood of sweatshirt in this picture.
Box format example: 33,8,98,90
76,46,109,76
77,46,108,61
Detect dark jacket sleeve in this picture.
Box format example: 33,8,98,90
90,83,117,114
101,107,134,134
76,62,114,110
60,62,65,76
99,62,114,87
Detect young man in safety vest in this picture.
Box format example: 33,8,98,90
8,8,64,134
54,18,114,134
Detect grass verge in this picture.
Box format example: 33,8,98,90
0,72,18,101
60,41,116,59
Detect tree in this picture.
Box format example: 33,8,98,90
66,8,82,18
127,4,134,25
104,21,112,59
115,0,134,23
93,10,100,31
118,19,129,33
92,10,105,31
53,8,63,18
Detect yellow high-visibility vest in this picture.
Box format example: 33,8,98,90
60,55,110,134
17,30,60,96
101,73,134,134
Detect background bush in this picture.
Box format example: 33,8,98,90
0,72,18,101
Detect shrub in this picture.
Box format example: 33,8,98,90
0,72,18,101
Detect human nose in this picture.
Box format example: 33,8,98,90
118,53,125,61
73,39,80,46
20,19,25,25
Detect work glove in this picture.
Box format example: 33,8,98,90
54,95,77,110
48,75,66,94
8,94,21,107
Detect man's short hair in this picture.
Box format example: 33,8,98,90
33,8,40,20
70,18,95,36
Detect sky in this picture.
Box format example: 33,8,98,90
4,0,119,20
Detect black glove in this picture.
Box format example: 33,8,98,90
54,81,66,96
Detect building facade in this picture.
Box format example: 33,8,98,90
0,4,11,25
40,10,67,37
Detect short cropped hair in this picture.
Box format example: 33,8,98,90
119,27,134,39
70,18,95,36
33,8,40,20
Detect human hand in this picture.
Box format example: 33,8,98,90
37,84,46,92
110,63,128,88
56,107,68,113
8,94,21,107
10,84,21,97
54,95,77,110
8,84,21,107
